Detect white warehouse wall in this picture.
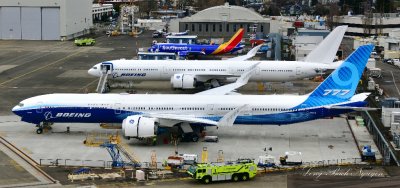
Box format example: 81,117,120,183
61,0,92,38
0,0,92,40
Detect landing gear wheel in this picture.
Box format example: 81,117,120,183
241,174,249,181
36,128,43,134
192,136,199,142
210,79,220,88
202,176,211,184
232,174,239,182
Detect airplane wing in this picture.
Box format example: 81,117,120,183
145,105,247,127
227,44,263,61
146,114,218,126
195,62,260,95
324,106,379,111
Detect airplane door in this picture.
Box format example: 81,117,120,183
242,106,252,116
256,67,260,75
163,67,169,75
296,67,301,75
206,104,215,115
114,103,121,114
36,102,43,113
101,63,113,74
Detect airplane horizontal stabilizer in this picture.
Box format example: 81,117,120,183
324,106,379,111
227,44,263,61
195,62,261,95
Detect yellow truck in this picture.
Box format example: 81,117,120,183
187,159,257,184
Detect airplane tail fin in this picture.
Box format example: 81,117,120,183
212,28,244,54
304,25,348,64
295,44,374,108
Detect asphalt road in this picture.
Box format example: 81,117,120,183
0,31,155,115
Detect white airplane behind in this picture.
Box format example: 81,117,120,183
13,44,374,141
88,26,348,89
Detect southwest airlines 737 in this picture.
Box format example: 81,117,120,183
89,26,348,90
148,28,245,57
13,44,373,142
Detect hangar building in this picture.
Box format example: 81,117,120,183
178,3,269,38
0,0,92,40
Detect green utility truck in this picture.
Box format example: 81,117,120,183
187,159,257,184
74,38,95,46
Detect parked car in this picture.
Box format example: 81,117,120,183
393,59,400,68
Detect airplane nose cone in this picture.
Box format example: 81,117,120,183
88,68,99,77
12,106,19,114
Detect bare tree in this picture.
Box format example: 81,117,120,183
194,0,225,11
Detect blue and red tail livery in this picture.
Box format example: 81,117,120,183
148,28,244,57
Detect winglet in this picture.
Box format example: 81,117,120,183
236,62,260,84
196,62,260,95
227,44,263,61
217,105,247,127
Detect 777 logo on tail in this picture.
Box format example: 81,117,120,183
323,89,351,96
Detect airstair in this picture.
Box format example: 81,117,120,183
96,70,109,93
101,142,141,168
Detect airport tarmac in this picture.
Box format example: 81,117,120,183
0,33,388,187
0,115,362,166
0,31,322,115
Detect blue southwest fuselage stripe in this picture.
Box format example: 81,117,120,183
152,44,243,55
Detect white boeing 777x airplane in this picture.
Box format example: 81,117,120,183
13,44,373,143
88,26,348,89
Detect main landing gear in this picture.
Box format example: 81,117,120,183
35,122,53,134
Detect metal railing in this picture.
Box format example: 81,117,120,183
362,111,400,166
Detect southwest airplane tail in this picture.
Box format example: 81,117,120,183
211,28,244,55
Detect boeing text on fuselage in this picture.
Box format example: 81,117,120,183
112,72,147,78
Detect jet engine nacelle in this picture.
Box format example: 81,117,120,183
170,74,197,89
122,115,158,139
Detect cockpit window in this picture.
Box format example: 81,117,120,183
93,66,97,69
18,103,24,107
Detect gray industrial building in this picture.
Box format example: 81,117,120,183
178,3,269,38
0,0,92,40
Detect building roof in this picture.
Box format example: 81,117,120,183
182,3,266,22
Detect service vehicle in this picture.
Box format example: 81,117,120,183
167,156,184,168
257,155,276,167
74,38,95,46
187,159,257,184
181,154,198,165
279,151,302,165
361,145,376,161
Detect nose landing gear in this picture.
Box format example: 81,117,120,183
35,122,53,134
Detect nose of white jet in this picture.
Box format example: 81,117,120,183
88,65,101,77
12,105,18,112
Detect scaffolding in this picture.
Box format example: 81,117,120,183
101,142,141,168
150,150,157,169
201,147,208,163
217,150,224,163
84,131,120,147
